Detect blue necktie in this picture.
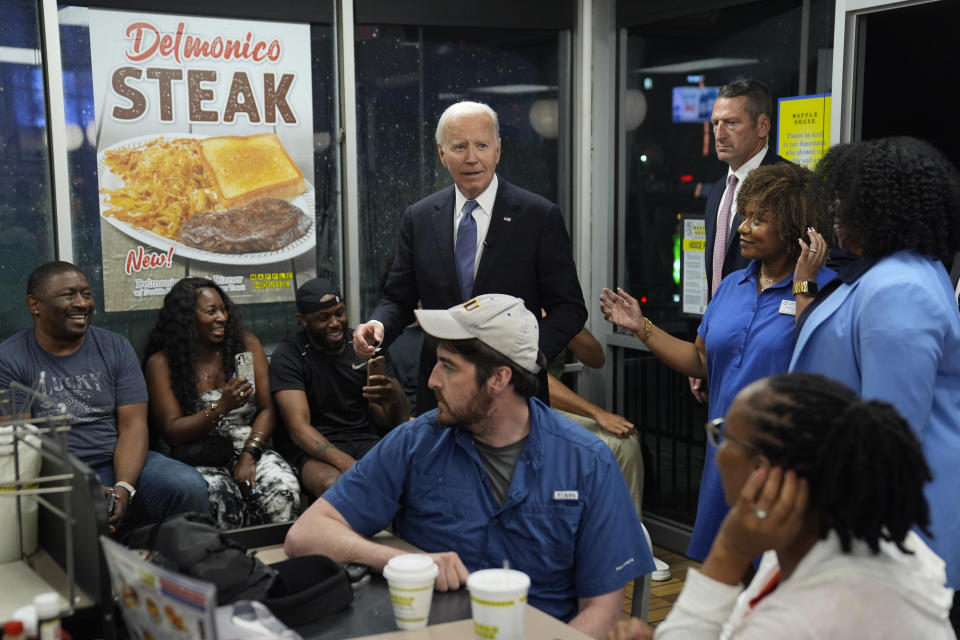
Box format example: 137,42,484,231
455,200,480,301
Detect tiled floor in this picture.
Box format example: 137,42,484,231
623,546,701,626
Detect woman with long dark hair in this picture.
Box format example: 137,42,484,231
610,373,955,639
790,137,960,625
143,278,299,528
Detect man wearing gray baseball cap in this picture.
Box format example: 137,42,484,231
286,294,653,638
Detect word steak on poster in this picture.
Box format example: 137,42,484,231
89,10,316,312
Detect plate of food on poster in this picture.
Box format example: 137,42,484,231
98,132,316,265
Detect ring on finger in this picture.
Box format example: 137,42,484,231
753,507,769,520
809,248,818,253
239,390,245,398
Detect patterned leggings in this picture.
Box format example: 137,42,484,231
197,449,300,529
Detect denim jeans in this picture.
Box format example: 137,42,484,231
90,452,210,526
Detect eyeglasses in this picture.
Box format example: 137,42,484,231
704,417,757,452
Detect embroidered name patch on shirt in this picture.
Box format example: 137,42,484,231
553,490,579,500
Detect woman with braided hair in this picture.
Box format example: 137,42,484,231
610,373,954,640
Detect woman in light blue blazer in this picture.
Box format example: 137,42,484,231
790,137,960,632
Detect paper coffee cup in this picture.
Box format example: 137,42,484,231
382,554,439,630
466,568,530,640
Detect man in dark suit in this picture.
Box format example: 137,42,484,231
704,79,788,296
692,79,788,403
353,101,586,413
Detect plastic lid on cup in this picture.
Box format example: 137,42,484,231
383,554,439,584
467,568,531,594
33,592,60,618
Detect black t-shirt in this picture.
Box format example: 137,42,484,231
269,329,395,444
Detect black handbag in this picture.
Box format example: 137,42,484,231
168,434,235,467
126,513,353,625
262,555,354,626
125,512,277,604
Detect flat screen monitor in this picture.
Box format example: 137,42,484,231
672,86,719,123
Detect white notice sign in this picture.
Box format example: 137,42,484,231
682,218,708,316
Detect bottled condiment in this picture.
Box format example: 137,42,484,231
10,604,37,639
3,620,26,640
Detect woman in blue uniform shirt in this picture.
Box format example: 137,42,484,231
601,163,834,562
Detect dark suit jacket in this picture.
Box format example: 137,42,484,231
372,177,587,412
704,147,788,299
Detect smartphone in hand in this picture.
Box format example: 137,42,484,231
235,351,255,386
367,355,386,384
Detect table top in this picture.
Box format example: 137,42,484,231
294,574,591,640
294,572,468,639
344,605,593,640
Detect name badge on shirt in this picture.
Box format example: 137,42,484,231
554,490,579,501
779,299,797,316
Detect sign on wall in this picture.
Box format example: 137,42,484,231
89,10,316,312
681,216,708,316
777,94,832,169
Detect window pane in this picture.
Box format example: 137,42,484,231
0,0,55,340
56,5,340,353
354,25,569,317
617,0,834,528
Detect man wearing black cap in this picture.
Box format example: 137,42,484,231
269,278,410,498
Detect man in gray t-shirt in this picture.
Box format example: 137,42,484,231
0,262,208,531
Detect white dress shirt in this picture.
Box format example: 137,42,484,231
719,145,768,233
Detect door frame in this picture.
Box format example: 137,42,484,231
830,0,940,144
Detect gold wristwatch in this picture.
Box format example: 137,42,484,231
792,280,819,296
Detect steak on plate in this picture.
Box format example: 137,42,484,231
177,198,311,253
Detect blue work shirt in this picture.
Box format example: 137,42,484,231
324,397,654,622
687,260,835,560
699,260,836,422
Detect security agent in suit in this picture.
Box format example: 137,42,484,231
353,101,587,413
704,79,790,296
693,79,789,403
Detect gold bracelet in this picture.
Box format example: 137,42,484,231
243,439,264,451
203,401,219,419
633,317,654,342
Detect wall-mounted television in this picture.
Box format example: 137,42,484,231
672,86,719,123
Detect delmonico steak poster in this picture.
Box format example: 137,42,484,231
89,10,316,311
